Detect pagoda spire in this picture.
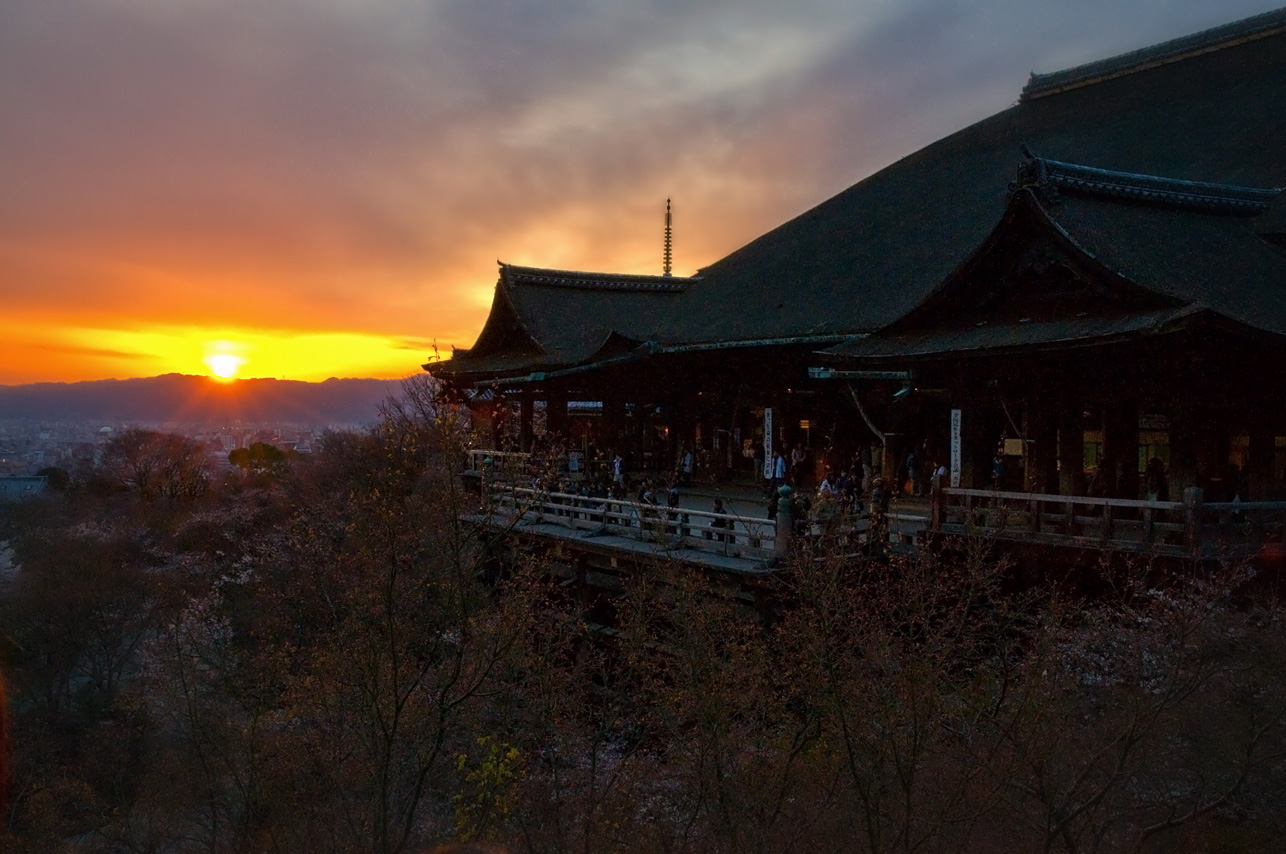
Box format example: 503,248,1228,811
663,198,673,277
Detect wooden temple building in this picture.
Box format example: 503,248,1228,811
431,9,1286,563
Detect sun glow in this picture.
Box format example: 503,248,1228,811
0,318,450,384
204,352,245,381
201,340,250,382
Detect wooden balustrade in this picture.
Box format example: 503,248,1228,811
931,486,1286,558
487,485,779,560
474,472,1286,563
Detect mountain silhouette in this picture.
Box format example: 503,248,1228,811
0,374,410,423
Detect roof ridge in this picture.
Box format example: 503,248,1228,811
501,263,694,293
1016,156,1282,215
1022,6,1286,101
502,263,698,282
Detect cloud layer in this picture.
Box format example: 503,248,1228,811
1,0,1279,382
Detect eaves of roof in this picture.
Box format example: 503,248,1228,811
823,306,1205,361
481,333,861,387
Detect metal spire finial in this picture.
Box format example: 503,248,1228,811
663,198,673,277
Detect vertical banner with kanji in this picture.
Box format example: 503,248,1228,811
762,408,774,478
950,408,962,488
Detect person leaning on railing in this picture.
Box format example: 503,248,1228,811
708,498,732,543
666,482,690,539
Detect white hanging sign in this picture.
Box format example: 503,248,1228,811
950,408,962,488
762,408,774,478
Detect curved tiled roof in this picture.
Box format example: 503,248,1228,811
431,265,695,378
1043,193,1286,336
825,184,1286,362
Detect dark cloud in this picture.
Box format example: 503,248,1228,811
392,336,442,352
1,0,1280,365
30,343,149,361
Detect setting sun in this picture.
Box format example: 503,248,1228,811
202,340,250,381
204,353,245,381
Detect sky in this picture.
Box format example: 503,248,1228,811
2,0,1281,385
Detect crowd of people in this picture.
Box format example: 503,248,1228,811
499,430,1197,554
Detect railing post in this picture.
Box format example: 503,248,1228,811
1101,501,1114,544
1184,487,1203,554
482,455,494,509
774,486,794,560
1143,506,1154,543
1029,496,1041,533
930,487,943,531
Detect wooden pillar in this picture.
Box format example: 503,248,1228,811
675,389,696,475
1193,413,1222,490
1103,403,1139,499
602,387,624,456
960,403,990,489
546,385,568,442
1248,427,1274,501
1025,401,1058,494
487,401,503,449
519,392,534,452
1057,407,1085,496
633,398,647,472
1169,405,1199,495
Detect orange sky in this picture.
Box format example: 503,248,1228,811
2,0,1276,385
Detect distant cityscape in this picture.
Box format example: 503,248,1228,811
0,417,358,477
0,373,411,476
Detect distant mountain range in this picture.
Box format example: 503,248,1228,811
0,374,411,424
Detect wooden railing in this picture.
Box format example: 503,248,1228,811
1195,500,1286,555
466,450,532,481
788,507,929,548
931,487,1286,558
486,485,778,561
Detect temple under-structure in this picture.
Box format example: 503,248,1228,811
431,8,1286,526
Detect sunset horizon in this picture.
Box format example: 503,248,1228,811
5,0,1279,386
0,371,420,389
6,5,1286,852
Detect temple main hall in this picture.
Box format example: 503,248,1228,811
431,7,1286,510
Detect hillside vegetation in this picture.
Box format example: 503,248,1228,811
3,377,1286,853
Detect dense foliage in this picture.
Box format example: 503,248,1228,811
3,378,1286,852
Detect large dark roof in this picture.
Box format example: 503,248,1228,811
436,8,1286,380
677,19,1285,344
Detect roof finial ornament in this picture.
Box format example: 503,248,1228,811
663,198,673,277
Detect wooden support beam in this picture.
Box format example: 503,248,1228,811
1058,407,1086,497
1103,402,1139,499
519,393,534,452
546,385,568,441
1025,400,1059,493
1248,428,1274,501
